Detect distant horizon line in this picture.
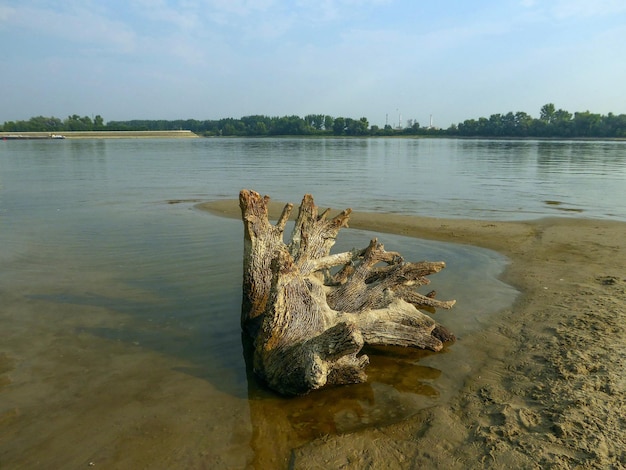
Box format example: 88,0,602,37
3,104,626,129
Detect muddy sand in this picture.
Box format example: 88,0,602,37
202,200,626,469
1,200,624,469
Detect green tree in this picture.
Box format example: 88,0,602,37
488,113,504,136
540,103,556,123
514,111,533,136
64,114,93,131
603,113,626,137
269,115,308,135
458,119,477,135
552,109,573,136
27,116,63,131
333,117,346,135
344,117,369,135
573,111,601,137
93,115,105,129
255,122,267,135
323,115,334,132
358,117,369,135
222,123,236,136
502,112,516,136
304,114,325,131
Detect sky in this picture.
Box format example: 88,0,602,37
1,0,625,128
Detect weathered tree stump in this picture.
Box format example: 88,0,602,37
240,189,456,395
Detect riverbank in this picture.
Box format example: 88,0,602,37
199,199,626,469
0,130,198,139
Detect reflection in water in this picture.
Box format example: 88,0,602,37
244,340,442,434
243,336,447,468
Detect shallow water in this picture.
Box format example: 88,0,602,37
1,137,623,466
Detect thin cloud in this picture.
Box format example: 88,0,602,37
130,0,202,31
551,0,626,19
3,4,137,53
521,0,626,20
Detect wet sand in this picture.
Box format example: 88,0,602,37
201,200,626,469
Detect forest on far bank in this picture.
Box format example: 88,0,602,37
2,104,625,139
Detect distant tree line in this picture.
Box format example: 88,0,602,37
2,105,625,138
452,104,626,138
1,113,379,136
1,114,106,132
0,113,448,136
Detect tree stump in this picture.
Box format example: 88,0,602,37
239,189,456,395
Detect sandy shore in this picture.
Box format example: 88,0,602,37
199,199,626,469
0,130,199,139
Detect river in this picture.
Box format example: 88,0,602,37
1,137,624,467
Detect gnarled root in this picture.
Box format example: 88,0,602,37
239,189,456,395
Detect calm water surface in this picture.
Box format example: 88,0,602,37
1,137,624,467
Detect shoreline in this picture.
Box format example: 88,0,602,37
198,199,626,468
2,132,624,142
0,130,199,139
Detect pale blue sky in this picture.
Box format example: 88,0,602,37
1,0,624,127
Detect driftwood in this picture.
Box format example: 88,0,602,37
239,189,456,395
